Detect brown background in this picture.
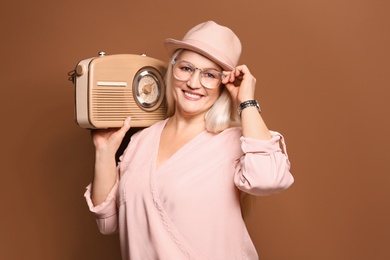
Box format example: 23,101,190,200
1,0,389,259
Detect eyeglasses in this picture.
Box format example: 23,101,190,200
171,60,225,89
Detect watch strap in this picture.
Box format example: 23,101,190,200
238,100,261,116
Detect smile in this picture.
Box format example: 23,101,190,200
183,90,203,100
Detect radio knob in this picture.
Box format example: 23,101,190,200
75,64,85,76
142,84,152,94
98,51,106,57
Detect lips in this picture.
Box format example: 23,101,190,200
183,90,203,100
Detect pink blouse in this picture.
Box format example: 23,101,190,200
85,119,294,259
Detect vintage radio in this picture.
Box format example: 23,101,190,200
69,52,167,129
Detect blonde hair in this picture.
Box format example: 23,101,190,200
164,50,240,133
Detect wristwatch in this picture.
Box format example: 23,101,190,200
238,100,261,117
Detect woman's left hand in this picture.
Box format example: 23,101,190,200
222,65,257,106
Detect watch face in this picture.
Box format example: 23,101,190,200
133,67,165,111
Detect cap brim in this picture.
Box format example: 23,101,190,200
164,38,234,71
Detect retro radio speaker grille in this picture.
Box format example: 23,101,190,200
69,53,168,129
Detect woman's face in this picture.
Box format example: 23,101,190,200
171,50,223,118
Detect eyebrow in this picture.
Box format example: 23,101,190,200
178,60,222,72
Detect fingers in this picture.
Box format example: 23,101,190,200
123,117,131,130
91,117,131,145
222,71,231,84
222,70,238,86
116,117,132,139
234,65,252,79
222,65,257,103
222,65,252,87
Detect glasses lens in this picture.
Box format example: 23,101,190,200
200,69,223,89
173,61,193,81
172,61,223,89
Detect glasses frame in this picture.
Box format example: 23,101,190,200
171,59,225,89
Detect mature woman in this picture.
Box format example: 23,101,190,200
84,20,294,259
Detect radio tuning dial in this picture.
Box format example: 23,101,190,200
133,67,165,111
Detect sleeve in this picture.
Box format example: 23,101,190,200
83,130,144,235
234,131,294,196
84,179,119,235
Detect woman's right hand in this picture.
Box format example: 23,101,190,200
90,117,132,206
91,117,132,154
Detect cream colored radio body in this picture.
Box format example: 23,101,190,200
71,53,167,129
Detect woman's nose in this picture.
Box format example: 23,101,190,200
186,69,202,89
